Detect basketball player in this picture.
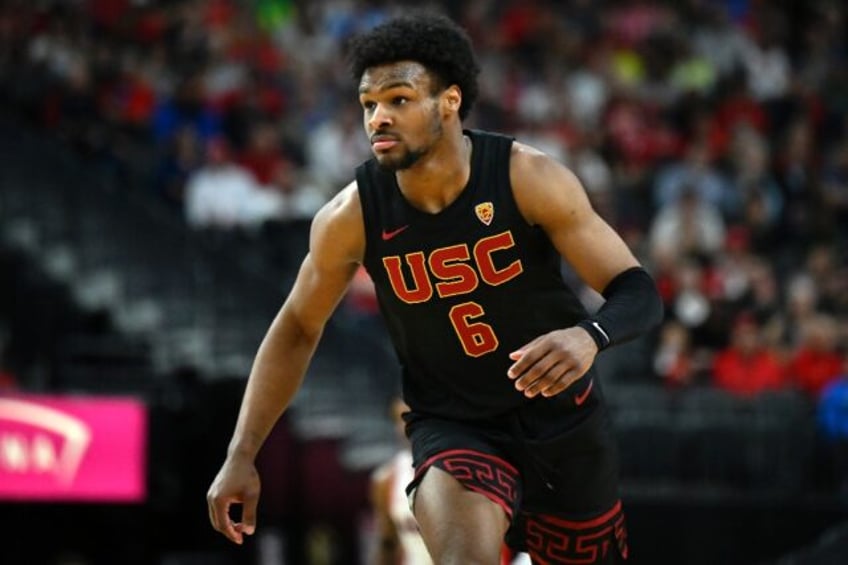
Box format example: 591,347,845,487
208,12,663,563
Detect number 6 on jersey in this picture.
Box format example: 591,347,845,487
448,301,498,357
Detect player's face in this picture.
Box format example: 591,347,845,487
358,61,446,171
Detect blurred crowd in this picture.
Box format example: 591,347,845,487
1,0,846,409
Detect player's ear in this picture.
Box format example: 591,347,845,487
441,85,462,117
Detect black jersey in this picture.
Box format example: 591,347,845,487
357,129,596,420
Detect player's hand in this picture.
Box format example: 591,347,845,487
207,454,261,544
507,327,599,398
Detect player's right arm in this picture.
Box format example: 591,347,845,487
207,182,365,544
370,462,401,565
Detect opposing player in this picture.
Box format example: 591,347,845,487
370,397,433,565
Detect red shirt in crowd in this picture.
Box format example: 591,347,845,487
713,349,786,396
790,349,844,398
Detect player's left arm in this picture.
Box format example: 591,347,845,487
507,143,663,398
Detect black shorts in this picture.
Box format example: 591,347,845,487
404,395,627,564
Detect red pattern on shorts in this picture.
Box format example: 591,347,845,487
524,500,628,564
416,448,520,518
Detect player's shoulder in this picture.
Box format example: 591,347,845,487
312,180,364,236
510,140,581,188
509,140,570,178
316,180,361,221
509,139,586,197
309,180,365,263
507,140,587,225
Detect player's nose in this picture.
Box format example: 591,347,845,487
368,103,393,131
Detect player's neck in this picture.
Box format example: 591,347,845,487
396,128,471,214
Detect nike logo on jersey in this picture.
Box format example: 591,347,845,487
381,225,409,241
574,377,594,406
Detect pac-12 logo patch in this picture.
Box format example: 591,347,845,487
475,202,494,226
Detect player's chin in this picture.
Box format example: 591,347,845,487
375,154,405,172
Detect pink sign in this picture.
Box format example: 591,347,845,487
0,394,147,502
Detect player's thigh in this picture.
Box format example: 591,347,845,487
413,465,509,564
405,415,521,563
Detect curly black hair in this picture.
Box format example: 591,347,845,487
346,12,480,121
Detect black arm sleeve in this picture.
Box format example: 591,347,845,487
576,267,664,351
